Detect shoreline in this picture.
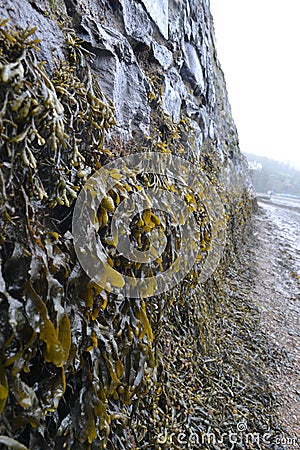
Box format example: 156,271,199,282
251,200,300,443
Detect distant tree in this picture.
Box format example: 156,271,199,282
246,153,300,195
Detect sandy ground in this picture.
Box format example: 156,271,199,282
251,196,300,446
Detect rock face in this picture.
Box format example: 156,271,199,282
0,0,243,160
0,1,261,449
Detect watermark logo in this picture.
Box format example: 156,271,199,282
157,422,299,447
72,152,226,298
236,420,248,432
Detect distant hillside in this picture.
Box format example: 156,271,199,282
245,153,300,196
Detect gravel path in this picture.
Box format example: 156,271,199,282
251,197,300,446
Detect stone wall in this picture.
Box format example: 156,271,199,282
1,0,247,160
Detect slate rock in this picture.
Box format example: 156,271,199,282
162,68,186,123
121,0,153,44
181,41,205,95
78,16,150,137
140,0,169,39
0,0,65,73
152,41,173,69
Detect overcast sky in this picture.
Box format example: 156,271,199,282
210,0,300,171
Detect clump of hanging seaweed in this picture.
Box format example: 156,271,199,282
0,19,115,242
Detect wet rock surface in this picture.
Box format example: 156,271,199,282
140,0,169,39
0,0,241,158
0,0,65,72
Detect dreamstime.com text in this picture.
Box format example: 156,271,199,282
157,422,299,447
